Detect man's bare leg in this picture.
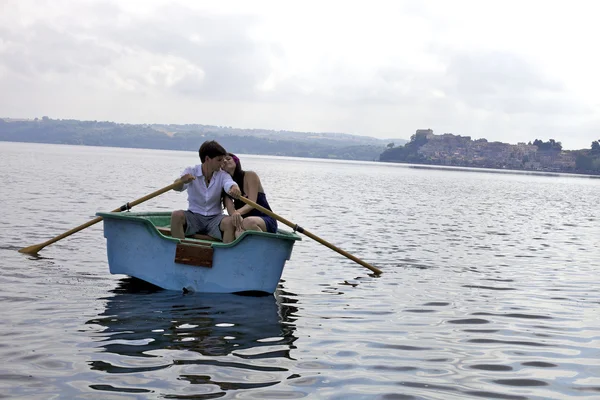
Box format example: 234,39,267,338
170,210,186,239
220,216,235,243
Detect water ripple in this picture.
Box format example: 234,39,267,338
2,144,600,399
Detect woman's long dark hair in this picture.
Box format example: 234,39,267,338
222,153,246,210
229,153,245,191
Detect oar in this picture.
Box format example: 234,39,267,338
19,178,188,255
235,196,382,275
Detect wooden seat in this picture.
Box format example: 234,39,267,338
156,226,221,242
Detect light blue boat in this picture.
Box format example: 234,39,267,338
96,211,301,293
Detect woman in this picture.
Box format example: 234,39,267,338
221,153,278,237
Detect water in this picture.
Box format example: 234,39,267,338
1,141,599,399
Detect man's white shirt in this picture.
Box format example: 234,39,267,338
177,165,236,216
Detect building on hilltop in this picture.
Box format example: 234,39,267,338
416,129,433,137
383,128,586,173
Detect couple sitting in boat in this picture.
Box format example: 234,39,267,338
170,140,277,243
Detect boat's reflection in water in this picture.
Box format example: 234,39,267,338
86,277,299,396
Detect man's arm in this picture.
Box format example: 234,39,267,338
221,171,241,197
173,173,195,192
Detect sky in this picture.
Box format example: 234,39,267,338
1,0,599,149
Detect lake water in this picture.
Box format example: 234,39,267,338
1,141,599,399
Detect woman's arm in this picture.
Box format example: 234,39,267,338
225,194,243,230
224,196,236,215
236,171,261,216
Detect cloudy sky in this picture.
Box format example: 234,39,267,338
1,0,599,149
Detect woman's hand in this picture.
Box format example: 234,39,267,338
232,211,244,230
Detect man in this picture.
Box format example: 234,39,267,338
171,140,241,243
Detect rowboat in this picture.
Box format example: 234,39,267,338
20,180,379,279
96,211,301,293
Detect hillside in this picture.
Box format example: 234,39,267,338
0,117,407,161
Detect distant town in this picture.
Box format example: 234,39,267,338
380,129,600,175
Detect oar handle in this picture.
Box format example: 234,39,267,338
19,178,187,254
234,196,382,275
114,179,187,211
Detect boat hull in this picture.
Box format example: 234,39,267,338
98,212,301,293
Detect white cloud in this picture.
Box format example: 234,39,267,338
1,0,599,149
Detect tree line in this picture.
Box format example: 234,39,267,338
0,117,386,161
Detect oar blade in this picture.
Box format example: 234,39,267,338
234,195,382,275
18,179,186,255
18,244,45,254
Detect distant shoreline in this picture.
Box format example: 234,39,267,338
380,160,600,179
0,116,399,162
380,130,600,177
4,140,600,179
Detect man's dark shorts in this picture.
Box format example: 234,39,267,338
183,211,226,240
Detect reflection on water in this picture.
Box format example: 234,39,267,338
86,278,299,396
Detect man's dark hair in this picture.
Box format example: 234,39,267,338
199,140,227,163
